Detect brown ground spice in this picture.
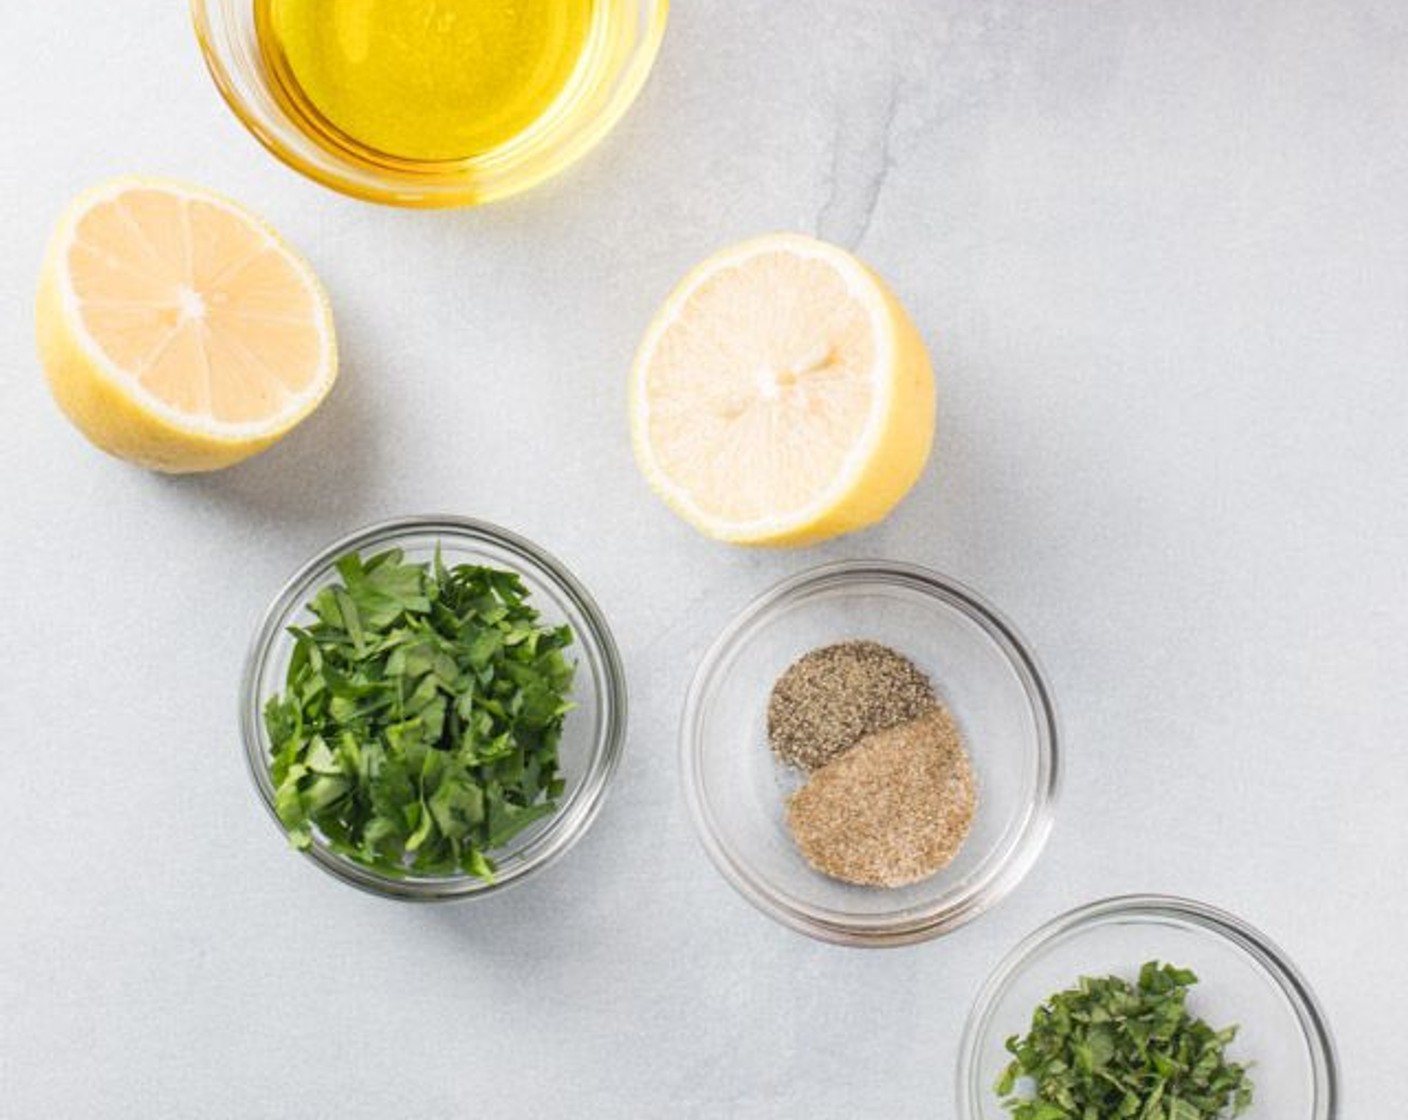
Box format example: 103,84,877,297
785,707,976,888
768,640,938,770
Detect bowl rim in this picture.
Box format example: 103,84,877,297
957,892,1341,1120
680,559,1060,947
240,514,627,900
189,0,669,208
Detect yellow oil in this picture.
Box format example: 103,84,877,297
254,0,598,164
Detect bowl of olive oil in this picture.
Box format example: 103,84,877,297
192,0,668,207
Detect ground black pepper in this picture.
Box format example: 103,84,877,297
767,640,938,770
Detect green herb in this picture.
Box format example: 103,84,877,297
263,547,575,882
996,961,1253,1120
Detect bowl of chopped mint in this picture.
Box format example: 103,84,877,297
958,895,1340,1120
241,515,626,900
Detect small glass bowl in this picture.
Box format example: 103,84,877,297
959,895,1340,1119
681,560,1059,946
191,0,668,207
240,515,627,900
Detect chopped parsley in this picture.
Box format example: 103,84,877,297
263,547,575,882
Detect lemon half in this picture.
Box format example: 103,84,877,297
630,233,935,546
36,177,337,473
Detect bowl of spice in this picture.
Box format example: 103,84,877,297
241,515,626,899
958,895,1340,1120
681,560,1059,945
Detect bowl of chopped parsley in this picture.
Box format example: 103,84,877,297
959,894,1340,1120
241,515,626,899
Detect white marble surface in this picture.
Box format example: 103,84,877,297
1,2,1403,1115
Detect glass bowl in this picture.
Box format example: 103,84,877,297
240,515,627,899
681,560,1059,946
959,894,1340,1119
191,0,668,207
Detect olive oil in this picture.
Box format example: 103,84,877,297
254,0,597,164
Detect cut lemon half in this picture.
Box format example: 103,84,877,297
36,177,336,472
630,233,935,546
